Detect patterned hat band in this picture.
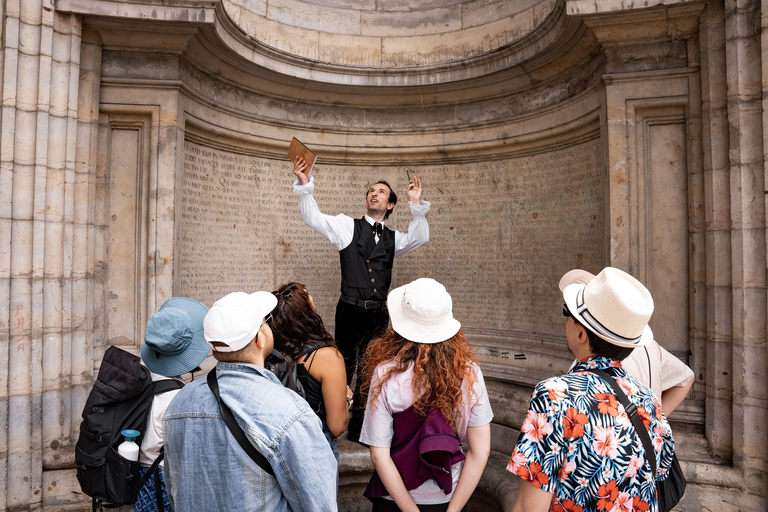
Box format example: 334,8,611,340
576,288,642,345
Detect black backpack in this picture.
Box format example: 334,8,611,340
265,349,305,397
75,346,183,510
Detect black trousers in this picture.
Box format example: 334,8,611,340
335,299,389,440
370,498,467,512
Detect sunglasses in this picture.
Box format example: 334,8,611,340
264,312,273,325
562,304,573,318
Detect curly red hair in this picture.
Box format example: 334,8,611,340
360,327,478,431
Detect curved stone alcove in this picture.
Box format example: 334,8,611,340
221,0,559,72
4,0,768,510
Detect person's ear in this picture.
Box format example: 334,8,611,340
576,325,589,345
255,330,265,349
387,202,395,212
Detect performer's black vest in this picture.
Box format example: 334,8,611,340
339,218,395,301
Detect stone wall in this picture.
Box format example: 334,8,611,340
0,0,766,510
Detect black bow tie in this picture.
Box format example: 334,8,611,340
373,222,383,237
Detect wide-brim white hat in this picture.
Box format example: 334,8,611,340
204,291,277,352
388,278,461,344
563,267,654,348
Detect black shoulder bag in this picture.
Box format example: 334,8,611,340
588,369,686,512
206,370,275,476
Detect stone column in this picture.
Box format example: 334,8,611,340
700,0,734,462
724,0,768,495
0,0,86,507
4,0,48,506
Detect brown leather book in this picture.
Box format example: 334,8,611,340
287,137,317,174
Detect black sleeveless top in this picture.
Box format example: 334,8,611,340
297,343,327,426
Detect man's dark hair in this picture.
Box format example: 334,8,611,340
583,327,634,361
367,180,398,220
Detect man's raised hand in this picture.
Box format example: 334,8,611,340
292,156,310,185
406,176,422,204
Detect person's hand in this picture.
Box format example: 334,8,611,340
346,386,354,410
292,156,309,185
406,176,422,204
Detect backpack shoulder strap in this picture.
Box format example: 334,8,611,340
588,368,657,477
152,379,184,395
303,345,324,372
206,370,275,476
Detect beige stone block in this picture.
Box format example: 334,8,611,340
361,6,461,37
48,62,70,118
382,11,534,65
739,228,767,285
19,0,42,25
224,0,266,16
707,113,729,171
726,37,762,98
51,30,70,64
16,53,40,112
46,117,67,171
732,106,764,164
461,0,539,29
705,167,731,229
238,9,319,60
377,0,452,10
704,232,731,286
0,162,12,218
0,219,11,278
268,0,361,35
19,18,42,56
42,468,90,510
1,109,17,165
12,165,35,221
318,33,381,67
223,2,242,25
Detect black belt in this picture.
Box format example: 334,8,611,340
340,295,385,309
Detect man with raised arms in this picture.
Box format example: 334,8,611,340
292,156,431,442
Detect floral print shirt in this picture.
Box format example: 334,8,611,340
507,356,674,512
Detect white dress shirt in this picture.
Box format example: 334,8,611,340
293,176,430,257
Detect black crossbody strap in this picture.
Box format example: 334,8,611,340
154,462,164,512
137,449,165,506
206,370,275,476
588,369,657,477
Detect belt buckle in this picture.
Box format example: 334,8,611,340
363,300,375,309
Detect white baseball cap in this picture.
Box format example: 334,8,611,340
204,291,277,352
387,278,461,344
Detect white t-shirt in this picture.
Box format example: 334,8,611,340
360,360,493,504
138,372,184,467
621,341,695,399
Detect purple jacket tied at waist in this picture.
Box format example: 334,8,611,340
364,405,466,499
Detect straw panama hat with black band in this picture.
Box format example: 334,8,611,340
387,278,461,344
562,267,654,348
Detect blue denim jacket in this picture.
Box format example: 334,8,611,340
163,362,338,512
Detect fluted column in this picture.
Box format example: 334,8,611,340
0,0,87,507
724,0,768,496
700,0,734,462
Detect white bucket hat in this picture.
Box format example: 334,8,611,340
204,291,277,352
562,267,654,348
387,278,461,344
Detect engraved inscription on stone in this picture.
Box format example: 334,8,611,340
180,138,603,336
